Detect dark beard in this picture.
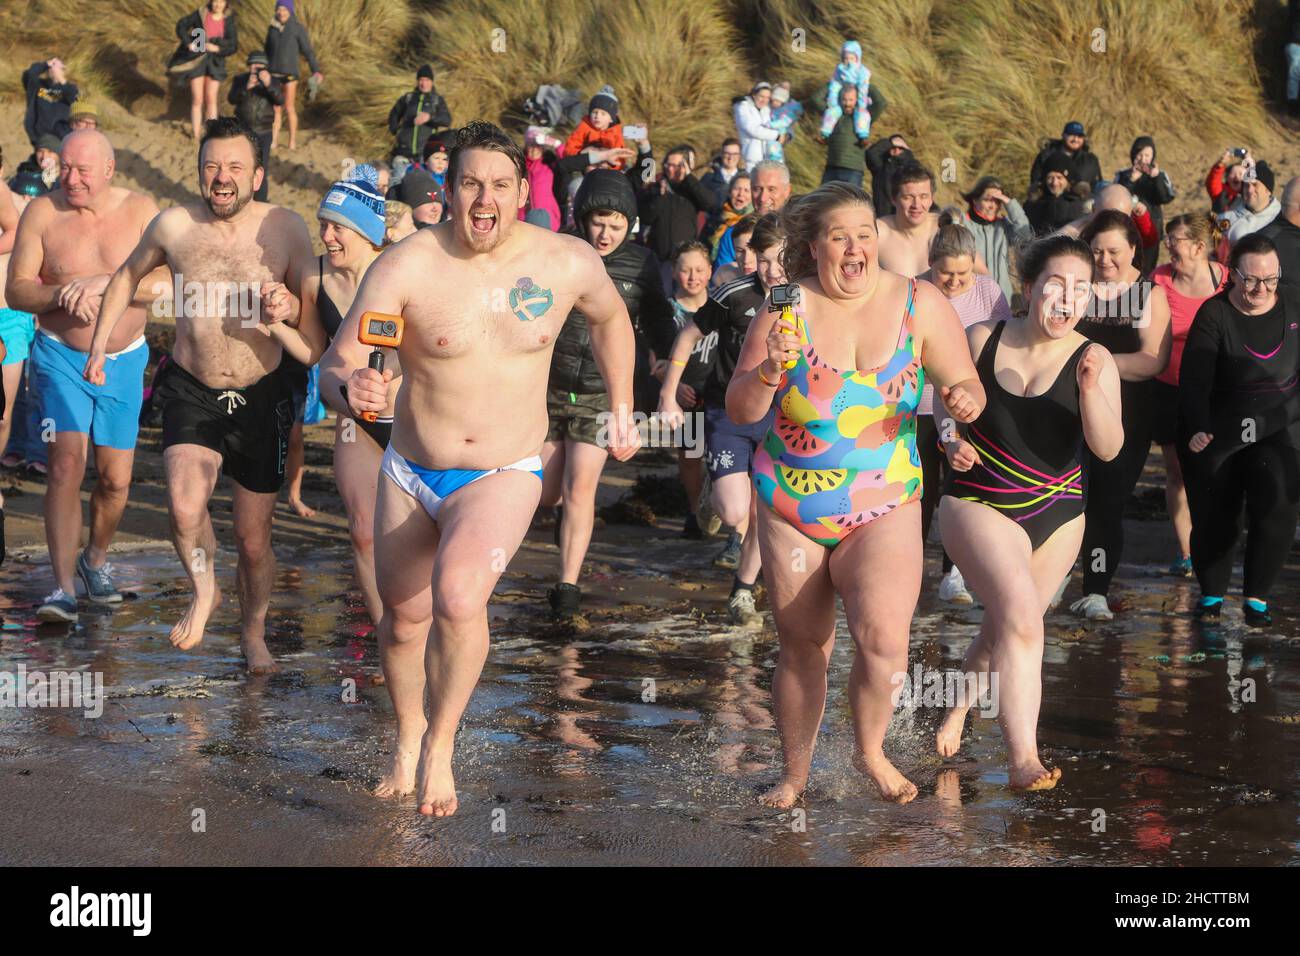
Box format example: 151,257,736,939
205,185,251,220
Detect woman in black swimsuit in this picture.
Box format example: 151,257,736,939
1069,211,1172,620
935,235,1124,791
295,167,390,625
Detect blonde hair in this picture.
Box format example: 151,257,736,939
1165,211,1224,257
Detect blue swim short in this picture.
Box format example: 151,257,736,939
0,308,36,365
30,330,149,450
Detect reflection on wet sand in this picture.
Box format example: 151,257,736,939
0,532,1297,866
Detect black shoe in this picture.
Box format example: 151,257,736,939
1195,600,1222,621
1243,602,1272,628
552,506,563,547
682,513,703,540
548,582,581,619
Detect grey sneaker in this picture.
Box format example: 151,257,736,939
37,588,78,623
77,550,122,604
713,533,741,570
1069,592,1114,621
728,588,762,627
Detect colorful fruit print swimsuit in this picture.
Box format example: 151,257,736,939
753,279,924,548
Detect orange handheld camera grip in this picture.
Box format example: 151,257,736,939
358,312,403,421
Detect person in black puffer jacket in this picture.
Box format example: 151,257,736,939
633,144,719,267
542,168,675,619
1028,121,1103,193
1026,153,1086,235
1113,135,1175,273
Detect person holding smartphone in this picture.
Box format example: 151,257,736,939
1113,136,1175,274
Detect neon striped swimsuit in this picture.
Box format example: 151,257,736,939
942,320,1090,550
753,279,924,548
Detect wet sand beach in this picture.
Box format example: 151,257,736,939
1,422,1298,866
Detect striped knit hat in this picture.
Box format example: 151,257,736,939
319,164,386,246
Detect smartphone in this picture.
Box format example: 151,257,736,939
622,124,647,140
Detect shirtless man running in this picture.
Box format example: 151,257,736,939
5,130,164,622
877,160,990,279
876,161,942,277
332,121,639,816
86,117,324,672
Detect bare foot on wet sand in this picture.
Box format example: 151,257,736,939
373,726,425,798
416,739,458,817
1009,761,1062,792
758,776,806,809
853,751,919,804
287,497,317,518
241,625,280,675
170,586,222,651
936,705,970,757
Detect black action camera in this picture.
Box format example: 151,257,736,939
769,283,800,311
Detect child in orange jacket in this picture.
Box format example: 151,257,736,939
562,89,625,169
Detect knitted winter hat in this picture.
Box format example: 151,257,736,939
319,164,387,246
1250,161,1275,194
417,64,434,82
589,90,619,121
1042,153,1073,182
398,169,440,210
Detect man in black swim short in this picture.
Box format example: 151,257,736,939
86,117,324,672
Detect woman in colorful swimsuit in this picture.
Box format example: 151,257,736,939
727,182,985,807
934,234,1123,790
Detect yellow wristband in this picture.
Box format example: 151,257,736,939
671,359,687,367
757,365,780,388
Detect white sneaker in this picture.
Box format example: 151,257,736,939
728,588,763,627
938,567,974,605
1069,592,1114,621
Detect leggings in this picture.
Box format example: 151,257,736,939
916,415,954,573
1080,379,1156,595
1179,430,1300,600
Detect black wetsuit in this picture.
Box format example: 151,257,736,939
1076,283,1156,595
943,321,1090,550
1177,288,1300,600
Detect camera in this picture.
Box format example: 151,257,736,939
359,312,404,348
1232,147,1248,160
769,283,801,311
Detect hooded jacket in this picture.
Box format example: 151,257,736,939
388,81,452,160
549,169,675,396
22,61,78,146
264,13,319,78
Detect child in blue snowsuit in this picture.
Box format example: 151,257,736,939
765,83,803,162
819,39,871,140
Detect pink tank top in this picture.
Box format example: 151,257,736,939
1152,262,1227,386
203,12,225,40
